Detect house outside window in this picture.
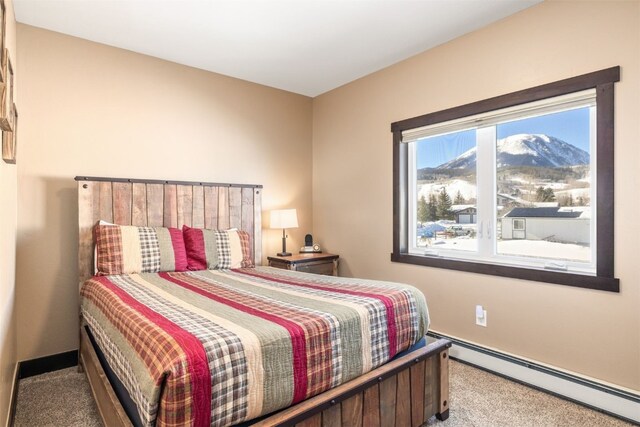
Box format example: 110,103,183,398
391,67,620,291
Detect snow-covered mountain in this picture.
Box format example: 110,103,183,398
437,134,590,169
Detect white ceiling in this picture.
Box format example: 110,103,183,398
13,0,541,97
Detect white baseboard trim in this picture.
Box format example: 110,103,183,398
428,332,640,425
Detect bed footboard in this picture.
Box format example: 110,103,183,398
253,338,451,427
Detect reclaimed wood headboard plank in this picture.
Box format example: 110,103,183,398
229,187,242,230
177,185,193,227
146,184,164,227
192,186,205,229
204,186,219,229
98,182,113,223
78,181,96,286
253,187,262,263
131,183,148,226
163,184,178,228
113,182,133,225
241,187,254,246
218,187,230,230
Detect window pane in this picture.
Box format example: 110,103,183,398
415,129,477,252
496,107,592,263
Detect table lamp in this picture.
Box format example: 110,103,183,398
270,209,298,256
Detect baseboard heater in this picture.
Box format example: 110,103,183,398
427,331,640,425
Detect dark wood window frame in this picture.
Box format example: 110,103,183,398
391,67,620,292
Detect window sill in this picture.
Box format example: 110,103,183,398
391,252,619,292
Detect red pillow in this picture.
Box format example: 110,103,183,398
183,225,254,270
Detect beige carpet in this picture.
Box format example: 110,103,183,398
14,360,631,426
14,367,101,427
427,361,632,427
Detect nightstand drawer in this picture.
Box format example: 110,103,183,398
296,261,335,276
268,253,339,277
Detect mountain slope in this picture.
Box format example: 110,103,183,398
437,134,589,169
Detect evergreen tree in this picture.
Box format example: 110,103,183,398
417,195,428,223
545,188,556,202
560,194,574,207
454,190,465,205
437,188,453,220
536,186,556,202
427,193,438,221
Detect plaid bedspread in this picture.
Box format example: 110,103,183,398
80,267,430,427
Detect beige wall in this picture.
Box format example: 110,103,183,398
313,1,640,390
15,24,312,361
0,0,17,424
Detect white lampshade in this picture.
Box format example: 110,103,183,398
270,209,298,229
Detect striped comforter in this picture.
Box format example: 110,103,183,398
80,267,430,427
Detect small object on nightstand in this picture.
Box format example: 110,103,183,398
300,234,322,253
268,253,339,276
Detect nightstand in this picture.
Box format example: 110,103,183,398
268,253,339,276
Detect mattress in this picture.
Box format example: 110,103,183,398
80,267,430,427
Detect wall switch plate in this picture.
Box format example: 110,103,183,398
475,305,487,327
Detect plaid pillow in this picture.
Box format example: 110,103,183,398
183,225,254,270
95,224,188,275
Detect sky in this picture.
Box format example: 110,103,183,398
417,106,591,168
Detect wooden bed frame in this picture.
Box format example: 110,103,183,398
76,176,451,427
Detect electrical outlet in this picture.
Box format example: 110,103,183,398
475,305,487,327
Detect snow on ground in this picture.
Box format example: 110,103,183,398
509,180,568,190
419,237,590,262
554,187,590,199
418,179,476,200
542,182,569,190
506,176,529,184
578,176,591,184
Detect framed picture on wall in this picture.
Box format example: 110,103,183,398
2,103,16,164
0,1,5,83
0,49,13,131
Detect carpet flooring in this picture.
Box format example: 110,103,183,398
14,366,101,427
14,360,632,426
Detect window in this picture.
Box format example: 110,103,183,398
392,67,620,292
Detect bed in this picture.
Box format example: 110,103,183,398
76,176,451,427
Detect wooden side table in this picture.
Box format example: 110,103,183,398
267,253,339,276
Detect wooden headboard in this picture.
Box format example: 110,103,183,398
76,176,263,285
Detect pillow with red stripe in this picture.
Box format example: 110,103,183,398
182,226,254,270
95,224,188,275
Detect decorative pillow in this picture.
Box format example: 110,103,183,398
182,226,254,270
95,224,188,275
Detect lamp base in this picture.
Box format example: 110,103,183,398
277,251,292,257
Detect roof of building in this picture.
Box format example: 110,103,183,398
497,193,559,208
451,204,476,212
504,207,583,218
